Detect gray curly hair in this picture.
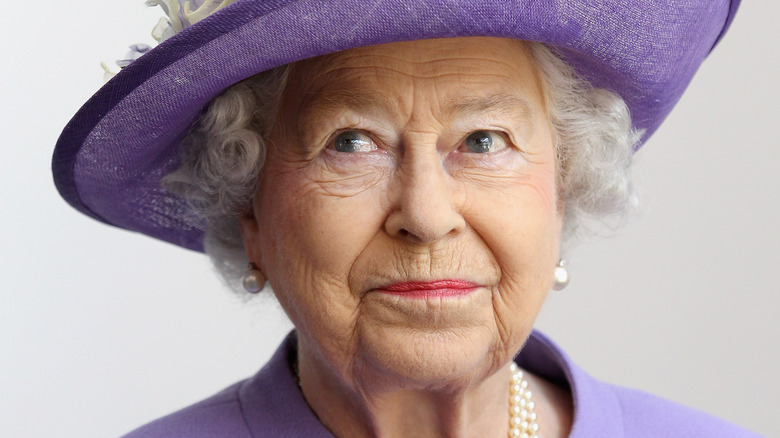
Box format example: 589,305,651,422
163,42,641,295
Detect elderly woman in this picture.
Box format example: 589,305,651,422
53,0,758,437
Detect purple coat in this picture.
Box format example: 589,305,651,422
123,331,759,437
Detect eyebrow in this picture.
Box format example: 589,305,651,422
298,88,401,126
444,93,536,124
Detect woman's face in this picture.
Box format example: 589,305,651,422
242,37,562,388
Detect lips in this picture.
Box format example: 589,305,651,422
376,280,480,298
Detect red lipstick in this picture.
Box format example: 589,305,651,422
377,280,479,298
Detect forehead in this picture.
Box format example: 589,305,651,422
284,37,546,117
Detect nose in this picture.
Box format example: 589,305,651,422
384,146,466,244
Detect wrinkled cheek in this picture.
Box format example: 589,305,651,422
257,171,388,305
462,179,562,335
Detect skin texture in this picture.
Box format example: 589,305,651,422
241,37,571,437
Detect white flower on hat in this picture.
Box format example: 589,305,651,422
146,0,237,42
102,1,236,82
102,44,153,82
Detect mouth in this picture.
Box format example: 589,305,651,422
375,280,480,299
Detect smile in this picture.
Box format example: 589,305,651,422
376,280,480,298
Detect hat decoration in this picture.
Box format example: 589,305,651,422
102,1,234,81
147,0,237,42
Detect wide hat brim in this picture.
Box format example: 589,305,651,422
52,0,740,252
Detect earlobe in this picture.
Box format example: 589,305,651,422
238,208,261,263
239,211,267,293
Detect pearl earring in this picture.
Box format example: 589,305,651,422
552,259,570,291
242,263,266,294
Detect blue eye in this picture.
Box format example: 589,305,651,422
333,131,376,153
464,130,501,153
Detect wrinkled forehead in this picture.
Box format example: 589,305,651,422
281,37,547,120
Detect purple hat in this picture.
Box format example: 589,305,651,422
52,0,741,252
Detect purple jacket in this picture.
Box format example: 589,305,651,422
123,331,759,437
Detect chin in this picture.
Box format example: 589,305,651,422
353,321,506,388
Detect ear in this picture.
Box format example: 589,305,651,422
239,207,262,264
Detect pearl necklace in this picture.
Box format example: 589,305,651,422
509,362,540,438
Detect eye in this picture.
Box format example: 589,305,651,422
332,131,377,153
461,130,507,153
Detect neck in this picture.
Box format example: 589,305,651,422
297,339,513,438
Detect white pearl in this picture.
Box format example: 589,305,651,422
507,364,539,438
552,262,570,290
242,272,263,293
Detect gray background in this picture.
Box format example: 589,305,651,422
1,1,777,436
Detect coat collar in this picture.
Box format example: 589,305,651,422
237,330,623,437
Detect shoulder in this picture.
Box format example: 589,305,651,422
520,332,761,438
122,332,332,438
122,380,252,438
607,383,761,438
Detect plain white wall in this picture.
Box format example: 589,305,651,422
1,1,777,437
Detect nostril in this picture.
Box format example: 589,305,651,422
384,187,467,243
401,218,455,244
397,228,426,245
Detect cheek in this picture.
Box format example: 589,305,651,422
469,190,559,278
462,160,561,303
464,152,560,247
255,162,390,299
